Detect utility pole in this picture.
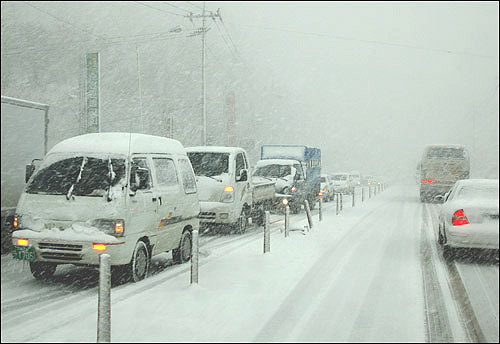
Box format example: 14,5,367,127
186,5,221,146
201,1,206,146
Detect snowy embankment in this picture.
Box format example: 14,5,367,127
3,185,424,342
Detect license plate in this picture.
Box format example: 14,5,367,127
12,246,36,261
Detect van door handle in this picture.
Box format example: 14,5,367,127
152,197,157,202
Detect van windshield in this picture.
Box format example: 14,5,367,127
187,152,229,177
26,157,126,197
427,147,465,159
254,164,291,178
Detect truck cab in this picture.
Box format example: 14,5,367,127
259,144,321,213
186,146,253,233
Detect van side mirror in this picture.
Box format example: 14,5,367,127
130,167,150,193
237,169,248,182
294,173,300,181
25,164,36,183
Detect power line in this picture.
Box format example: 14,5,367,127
225,21,499,60
133,1,185,17
213,19,237,59
218,16,239,56
20,1,107,40
161,2,192,14
184,1,204,11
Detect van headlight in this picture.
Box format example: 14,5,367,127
90,219,125,237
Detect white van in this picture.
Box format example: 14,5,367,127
12,133,199,282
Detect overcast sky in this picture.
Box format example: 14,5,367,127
2,1,498,179
215,1,499,177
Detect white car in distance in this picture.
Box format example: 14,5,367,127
437,179,499,261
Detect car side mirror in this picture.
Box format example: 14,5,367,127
434,194,444,203
237,169,248,182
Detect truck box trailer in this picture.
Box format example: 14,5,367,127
1,95,49,251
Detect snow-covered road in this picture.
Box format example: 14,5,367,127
1,182,498,342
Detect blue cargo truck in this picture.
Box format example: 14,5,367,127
256,144,321,213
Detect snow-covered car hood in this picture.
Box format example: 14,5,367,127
195,175,228,202
253,175,292,193
15,192,126,236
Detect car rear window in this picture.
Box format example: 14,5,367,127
455,185,499,200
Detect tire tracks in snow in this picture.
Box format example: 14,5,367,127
422,203,487,343
253,199,393,342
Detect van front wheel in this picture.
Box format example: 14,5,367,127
30,261,57,280
130,240,150,282
173,230,192,264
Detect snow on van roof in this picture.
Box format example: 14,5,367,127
48,133,186,156
256,159,299,166
185,146,245,154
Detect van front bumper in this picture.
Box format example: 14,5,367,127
198,202,240,224
12,230,131,265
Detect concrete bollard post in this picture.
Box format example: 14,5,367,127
97,254,111,343
263,211,270,253
191,229,199,284
369,186,372,198
362,187,365,202
304,199,313,230
285,205,290,237
340,193,343,211
336,193,339,215
352,189,355,207
319,197,323,221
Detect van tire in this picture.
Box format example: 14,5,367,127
130,240,150,282
30,261,57,280
173,230,192,264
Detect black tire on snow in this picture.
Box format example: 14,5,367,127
172,230,192,264
30,261,57,280
130,240,150,282
442,245,455,262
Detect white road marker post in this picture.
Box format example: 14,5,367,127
352,189,355,207
340,193,343,211
362,187,365,202
336,193,339,215
319,197,323,222
264,211,270,253
304,199,313,230
285,205,290,237
97,254,111,343
369,186,372,198
191,229,199,284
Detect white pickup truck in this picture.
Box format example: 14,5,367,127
186,146,276,233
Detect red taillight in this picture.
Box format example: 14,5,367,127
452,209,469,226
427,179,434,183
421,179,427,183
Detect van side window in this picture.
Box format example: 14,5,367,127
152,158,179,187
131,157,152,190
235,153,245,179
178,158,197,194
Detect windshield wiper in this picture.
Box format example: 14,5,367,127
66,157,87,200
106,158,114,202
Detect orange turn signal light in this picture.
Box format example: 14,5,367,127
16,238,29,246
224,186,234,192
92,243,107,251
